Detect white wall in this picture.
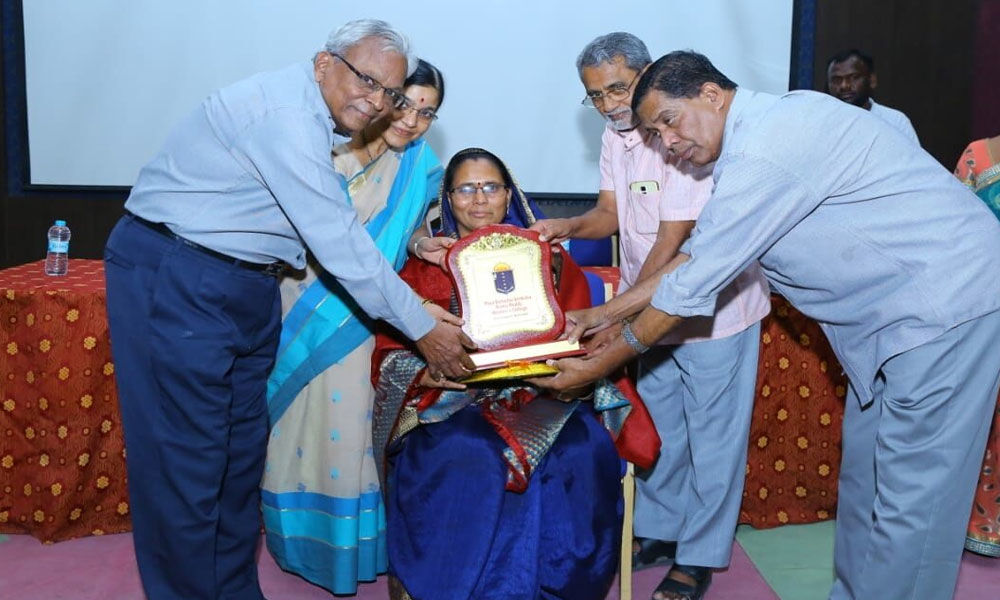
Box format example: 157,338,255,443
23,0,793,191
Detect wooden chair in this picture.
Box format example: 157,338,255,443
620,462,636,600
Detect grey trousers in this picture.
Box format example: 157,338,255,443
830,309,1000,600
634,323,760,567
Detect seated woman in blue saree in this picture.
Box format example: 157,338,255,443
261,60,449,595
371,147,660,600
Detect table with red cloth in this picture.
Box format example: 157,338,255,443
0,260,130,542
1,261,997,546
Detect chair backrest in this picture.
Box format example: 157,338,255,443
583,270,609,307
567,237,614,267
580,266,620,308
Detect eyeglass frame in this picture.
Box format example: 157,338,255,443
328,51,406,109
580,71,641,108
396,95,439,122
448,181,508,198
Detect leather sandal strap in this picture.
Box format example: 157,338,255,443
671,563,712,582
653,564,713,600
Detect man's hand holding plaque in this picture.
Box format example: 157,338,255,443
446,224,585,382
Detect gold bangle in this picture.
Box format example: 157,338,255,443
420,298,434,306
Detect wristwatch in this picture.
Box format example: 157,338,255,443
621,319,650,355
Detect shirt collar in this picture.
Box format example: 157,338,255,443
722,87,751,153
302,60,350,143
607,122,648,151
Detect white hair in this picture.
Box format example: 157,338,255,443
324,19,417,76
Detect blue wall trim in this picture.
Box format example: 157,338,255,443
3,0,27,195
790,0,817,90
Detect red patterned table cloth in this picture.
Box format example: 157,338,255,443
0,260,129,542
739,296,847,527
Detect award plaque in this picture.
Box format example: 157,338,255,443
446,225,584,381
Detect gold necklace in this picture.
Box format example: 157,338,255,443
365,138,387,166
357,129,383,166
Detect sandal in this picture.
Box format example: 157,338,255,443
632,537,677,571
651,564,712,600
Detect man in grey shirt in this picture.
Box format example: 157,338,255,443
535,51,1000,600
104,19,474,600
826,48,919,145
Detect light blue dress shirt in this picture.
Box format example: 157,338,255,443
868,99,919,145
652,88,1000,404
125,61,434,341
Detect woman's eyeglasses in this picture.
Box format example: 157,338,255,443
329,52,406,109
449,182,507,199
397,97,438,123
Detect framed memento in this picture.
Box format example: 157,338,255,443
446,225,584,379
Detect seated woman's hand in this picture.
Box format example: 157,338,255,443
415,235,456,267
418,369,467,390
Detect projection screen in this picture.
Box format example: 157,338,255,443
22,1,793,192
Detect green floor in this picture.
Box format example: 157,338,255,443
736,521,836,600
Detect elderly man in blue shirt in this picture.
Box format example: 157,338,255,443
104,19,475,600
535,51,1000,600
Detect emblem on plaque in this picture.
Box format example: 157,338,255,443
492,262,515,295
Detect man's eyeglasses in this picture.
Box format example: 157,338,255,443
449,182,507,199
329,52,406,109
397,96,438,123
581,72,641,108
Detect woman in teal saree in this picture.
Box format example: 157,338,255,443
261,60,447,594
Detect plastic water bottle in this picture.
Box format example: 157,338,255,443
44,220,71,276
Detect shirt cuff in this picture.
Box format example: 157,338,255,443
650,274,716,318
393,305,436,341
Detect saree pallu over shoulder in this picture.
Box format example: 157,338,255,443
267,140,443,424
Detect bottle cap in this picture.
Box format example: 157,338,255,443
55,220,67,226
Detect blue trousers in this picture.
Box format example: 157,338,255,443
830,309,1000,600
634,323,760,567
104,216,281,600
